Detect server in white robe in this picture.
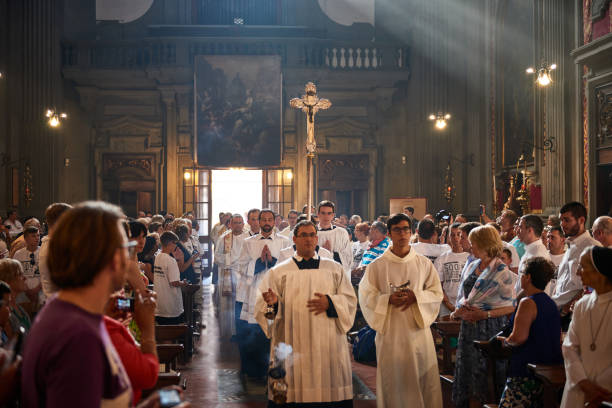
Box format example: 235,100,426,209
560,246,612,408
214,214,250,339
359,213,443,408
237,209,291,378
256,220,357,407
316,201,353,277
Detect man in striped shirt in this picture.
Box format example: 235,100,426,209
359,221,391,267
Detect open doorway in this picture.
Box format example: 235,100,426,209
211,169,263,220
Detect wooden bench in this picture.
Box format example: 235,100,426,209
440,374,455,408
142,372,183,398
473,339,511,404
155,324,191,361
157,344,184,372
527,363,565,408
432,321,460,374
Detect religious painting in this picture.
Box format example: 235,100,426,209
497,0,535,167
195,55,282,167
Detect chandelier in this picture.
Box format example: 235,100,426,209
526,62,557,87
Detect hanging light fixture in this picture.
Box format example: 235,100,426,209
526,63,556,87
45,109,67,128
428,112,451,130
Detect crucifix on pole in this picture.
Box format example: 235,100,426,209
290,82,332,221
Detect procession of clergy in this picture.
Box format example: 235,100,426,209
209,200,612,408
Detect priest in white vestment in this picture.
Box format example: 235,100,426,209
560,246,612,408
256,220,357,407
359,213,443,408
237,209,291,379
214,214,250,339
278,243,333,263
316,201,353,278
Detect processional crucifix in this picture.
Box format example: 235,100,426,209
290,82,332,220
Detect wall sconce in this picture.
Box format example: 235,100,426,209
526,63,557,87
183,170,192,180
428,112,451,130
45,109,67,128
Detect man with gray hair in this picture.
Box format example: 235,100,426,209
592,216,612,248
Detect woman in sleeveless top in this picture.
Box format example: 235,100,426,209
497,257,562,407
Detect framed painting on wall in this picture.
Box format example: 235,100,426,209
195,55,282,167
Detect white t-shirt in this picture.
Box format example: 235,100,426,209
434,250,469,316
546,252,566,297
13,247,40,290
3,219,23,239
410,242,451,264
154,252,183,318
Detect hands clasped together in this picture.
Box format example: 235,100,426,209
262,288,330,315
450,304,486,323
388,289,417,311
260,245,274,264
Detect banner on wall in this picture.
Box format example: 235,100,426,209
195,55,282,167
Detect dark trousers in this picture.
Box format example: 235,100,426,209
155,313,185,325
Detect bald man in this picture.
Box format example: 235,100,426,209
592,216,612,248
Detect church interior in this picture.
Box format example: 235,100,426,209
1,0,612,407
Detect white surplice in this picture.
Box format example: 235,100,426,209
255,255,357,403
317,226,353,277
358,247,444,408
238,232,291,323
214,229,250,337
560,290,612,408
277,245,333,263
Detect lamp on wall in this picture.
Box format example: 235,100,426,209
45,109,67,128
428,112,451,130
526,62,557,87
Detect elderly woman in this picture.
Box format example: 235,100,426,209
560,246,612,408
450,225,517,408
497,257,563,407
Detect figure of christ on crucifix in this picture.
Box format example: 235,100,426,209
290,82,332,154
290,82,332,220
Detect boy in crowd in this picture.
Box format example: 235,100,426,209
154,231,188,324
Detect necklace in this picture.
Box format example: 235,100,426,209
589,299,612,351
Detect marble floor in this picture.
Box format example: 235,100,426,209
181,284,378,408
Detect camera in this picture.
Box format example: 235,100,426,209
435,210,451,224
115,297,134,312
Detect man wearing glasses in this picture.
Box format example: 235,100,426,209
257,220,357,407
13,226,41,311
358,213,443,408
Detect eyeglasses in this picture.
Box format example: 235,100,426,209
296,233,317,238
390,226,412,234
122,241,138,257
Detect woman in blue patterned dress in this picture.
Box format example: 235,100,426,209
451,225,517,408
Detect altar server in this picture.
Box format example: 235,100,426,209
316,201,353,277
257,220,357,407
359,213,443,408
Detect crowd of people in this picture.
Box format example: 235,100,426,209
0,198,611,407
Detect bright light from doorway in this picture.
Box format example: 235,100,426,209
211,169,262,223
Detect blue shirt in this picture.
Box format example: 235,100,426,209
360,237,391,266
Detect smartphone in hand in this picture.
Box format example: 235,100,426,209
159,389,182,407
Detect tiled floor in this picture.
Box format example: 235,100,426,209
181,284,377,407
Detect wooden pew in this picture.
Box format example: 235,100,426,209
157,344,184,372
155,324,188,342
527,364,565,408
473,339,511,404
432,321,460,374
